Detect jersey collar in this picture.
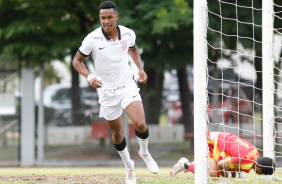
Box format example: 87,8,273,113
101,25,121,41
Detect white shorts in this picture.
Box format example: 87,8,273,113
99,89,142,120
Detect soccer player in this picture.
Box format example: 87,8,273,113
170,131,275,178
72,1,158,184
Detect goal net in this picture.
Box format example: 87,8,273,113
194,0,282,182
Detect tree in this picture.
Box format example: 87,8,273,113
207,0,282,114
207,0,263,96
117,0,194,130
0,0,105,125
1,0,195,129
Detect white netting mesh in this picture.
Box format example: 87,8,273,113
206,0,281,181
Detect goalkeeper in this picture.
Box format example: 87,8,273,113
170,131,275,178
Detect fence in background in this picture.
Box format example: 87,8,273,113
40,77,193,166
26,59,192,167
0,59,268,168
0,55,20,166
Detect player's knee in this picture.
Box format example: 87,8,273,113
133,119,146,131
111,130,124,142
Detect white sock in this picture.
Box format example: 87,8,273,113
137,137,149,155
118,146,133,169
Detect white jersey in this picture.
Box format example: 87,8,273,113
79,25,139,97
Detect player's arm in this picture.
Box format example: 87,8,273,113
128,44,147,84
208,158,220,177
217,158,230,177
72,51,102,88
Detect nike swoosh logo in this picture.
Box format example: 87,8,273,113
132,95,137,98
99,47,105,50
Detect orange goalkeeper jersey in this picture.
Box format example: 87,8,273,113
207,132,259,173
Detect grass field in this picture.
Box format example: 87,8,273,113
0,167,281,184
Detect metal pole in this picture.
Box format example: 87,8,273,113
194,0,208,183
37,64,45,163
20,68,35,166
262,0,274,180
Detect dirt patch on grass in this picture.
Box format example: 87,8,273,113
0,174,125,184
0,174,191,184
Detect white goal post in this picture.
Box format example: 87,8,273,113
262,0,274,168
193,0,208,183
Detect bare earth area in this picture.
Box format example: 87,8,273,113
0,174,186,184
0,167,193,184
0,174,126,184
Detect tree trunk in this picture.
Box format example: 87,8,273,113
211,65,219,123
177,67,193,133
2,67,6,93
254,49,262,100
71,61,82,125
254,49,263,132
140,67,164,124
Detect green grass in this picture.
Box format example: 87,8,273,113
0,167,189,184
0,167,281,184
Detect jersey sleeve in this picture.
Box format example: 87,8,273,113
228,157,255,173
207,132,213,158
208,140,213,158
78,34,93,56
129,30,136,48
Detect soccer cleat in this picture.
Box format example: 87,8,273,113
138,151,159,174
170,157,189,177
125,160,136,184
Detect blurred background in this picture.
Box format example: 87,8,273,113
0,0,282,168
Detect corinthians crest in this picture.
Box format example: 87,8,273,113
120,40,128,51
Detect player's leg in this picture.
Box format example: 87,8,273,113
171,158,220,177
106,116,124,144
125,100,147,153
100,100,136,184
124,100,158,174
106,117,136,183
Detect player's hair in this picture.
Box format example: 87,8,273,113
99,1,117,12
256,157,275,175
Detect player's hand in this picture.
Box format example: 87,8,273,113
90,77,103,88
138,70,148,84
227,172,236,178
238,171,246,179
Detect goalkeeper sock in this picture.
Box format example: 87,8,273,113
185,163,195,173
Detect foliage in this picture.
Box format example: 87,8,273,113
117,0,193,72
0,0,194,76
109,0,194,125
0,0,104,66
0,0,108,125
207,0,282,102
0,0,194,126
207,0,262,51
